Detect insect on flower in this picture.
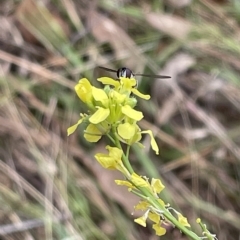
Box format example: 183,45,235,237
98,66,171,79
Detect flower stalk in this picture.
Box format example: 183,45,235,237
68,76,217,240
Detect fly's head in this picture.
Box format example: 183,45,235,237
117,67,135,79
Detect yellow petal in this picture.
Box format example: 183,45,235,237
92,87,109,106
84,124,102,142
134,201,150,210
131,88,150,100
148,212,160,224
151,178,165,194
177,214,191,227
131,173,150,188
96,146,130,175
95,153,116,169
141,130,159,155
121,105,143,121
117,123,135,139
115,180,136,190
75,78,92,103
67,118,84,136
125,124,142,145
152,223,166,236
89,107,110,124
107,146,123,160
97,77,120,88
120,77,137,88
95,146,123,170
134,216,147,227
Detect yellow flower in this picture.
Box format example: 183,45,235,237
148,212,160,224
134,210,150,228
117,121,141,146
95,146,122,169
134,203,167,237
91,85,143,125
177,213,191,228
131,173,151,189
75,78,94,108
134,215,147,227
134,201,150,210
152,223,166,236
151,178,165,194
117,122,136,140
69,76,160,161
69,76,153,136
95,146,130,176
116,121,159,154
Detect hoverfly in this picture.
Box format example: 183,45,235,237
98,66,171,79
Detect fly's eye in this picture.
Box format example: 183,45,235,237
117,68,126,78
121,69,127,78
116,67,132,78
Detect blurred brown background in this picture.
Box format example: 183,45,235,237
0,0,240,239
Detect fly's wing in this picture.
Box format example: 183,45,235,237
98,67,171,79
135,73,171,79
98,66,118,73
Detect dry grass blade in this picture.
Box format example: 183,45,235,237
0,218,48,235
186,98,240,160
145,13,192,40
0,50,74,89
16,0,68,51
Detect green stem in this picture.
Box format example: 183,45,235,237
126,145,130,159
138,187,201,240
111,127,134,174
117,140,134,174
106,133,116,145
198,221,216,240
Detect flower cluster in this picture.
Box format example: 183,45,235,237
68,75,217,240
68,77,158,154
